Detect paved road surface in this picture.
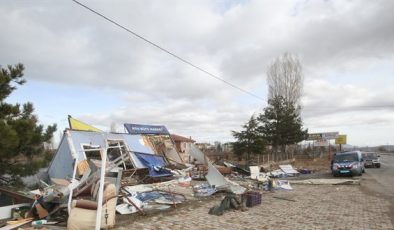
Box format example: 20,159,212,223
115,155,394,229
116,184,393,230
361,153,394,224
362,154,394,198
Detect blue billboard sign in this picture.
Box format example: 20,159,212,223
124,123,170,135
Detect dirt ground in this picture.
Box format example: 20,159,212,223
292,156,331,171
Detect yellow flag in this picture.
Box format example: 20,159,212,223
68,115,102,132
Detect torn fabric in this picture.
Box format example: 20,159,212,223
134,152,172,177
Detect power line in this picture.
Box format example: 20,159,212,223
70,0,264,101
303,104,394,110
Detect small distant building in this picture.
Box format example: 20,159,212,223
202,141,221,152
170,134,195,163
195,143,215,152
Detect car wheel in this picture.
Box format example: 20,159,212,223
377,164,381,168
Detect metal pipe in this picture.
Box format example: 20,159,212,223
95,148,107,230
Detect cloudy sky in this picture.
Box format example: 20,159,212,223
1,0,394,146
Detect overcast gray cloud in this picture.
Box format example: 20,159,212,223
1,0,394,145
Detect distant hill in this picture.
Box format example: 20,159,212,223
357,145,394,152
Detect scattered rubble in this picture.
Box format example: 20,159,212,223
0,118,325,229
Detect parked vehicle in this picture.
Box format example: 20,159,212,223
362,152,381,168
331,151,365,176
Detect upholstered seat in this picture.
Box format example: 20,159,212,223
67,183,117,229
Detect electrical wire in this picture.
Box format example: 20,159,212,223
302,104,394,110
69,1,394,112
70,0,264,101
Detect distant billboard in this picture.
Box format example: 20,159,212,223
335,135,347,145
322,132,339,140
307,133,322,140
307,132,339,140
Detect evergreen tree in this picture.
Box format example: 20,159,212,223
0,64,57,186
258,96,307,153
232,116,265,163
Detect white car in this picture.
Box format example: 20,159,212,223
362,152,381,168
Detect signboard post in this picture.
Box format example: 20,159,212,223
335,135,347,151
307,132,339,159
335,135,347,145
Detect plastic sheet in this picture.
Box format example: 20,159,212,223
134,152,172,177
193,183,217,197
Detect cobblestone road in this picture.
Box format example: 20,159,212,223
116,184,393,230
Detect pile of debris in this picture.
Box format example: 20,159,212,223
0,119,311,229
0,121,240,229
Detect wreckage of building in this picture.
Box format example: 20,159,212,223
0,119,312,229
48,126,184,181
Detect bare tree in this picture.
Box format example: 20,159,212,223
267,52,304,107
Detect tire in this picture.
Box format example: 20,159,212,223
376,164,381,168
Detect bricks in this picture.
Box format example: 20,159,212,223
115,185,393,230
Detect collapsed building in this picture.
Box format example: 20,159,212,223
48,123,184,182
43,123,192,229
0,117,244,229
1,117,300,229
